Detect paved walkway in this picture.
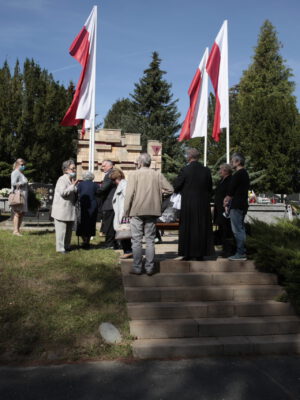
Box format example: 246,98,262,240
1,356,300,400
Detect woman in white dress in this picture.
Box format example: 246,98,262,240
10,158,28,236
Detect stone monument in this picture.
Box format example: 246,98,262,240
77,129,162,182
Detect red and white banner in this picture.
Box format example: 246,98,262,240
206,20,229,142
179,48,209,142
61,6,97,126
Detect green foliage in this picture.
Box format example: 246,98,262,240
0,161,12,188
235,20,300,193
104,52,184,175
247,218,300,313
0,230,131,362
104,98,135,133
0,59,78,186
131,51,181,147
204,151,266,191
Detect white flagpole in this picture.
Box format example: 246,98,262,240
225,22,230,163
88,5,97,172
204,135,207,166
226,127,230,164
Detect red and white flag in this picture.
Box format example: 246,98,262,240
61,6,97,126
179,48,209,142
206,20,229,142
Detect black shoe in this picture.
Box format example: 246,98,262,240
146,270,154,276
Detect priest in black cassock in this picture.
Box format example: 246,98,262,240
174,148,214,261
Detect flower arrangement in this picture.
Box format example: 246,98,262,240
0,188,11,198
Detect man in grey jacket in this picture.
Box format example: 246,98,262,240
124,153,173,275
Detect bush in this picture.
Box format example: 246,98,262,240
247,218,300,312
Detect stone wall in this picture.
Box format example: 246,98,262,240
245,204,288,224
77,129,162,182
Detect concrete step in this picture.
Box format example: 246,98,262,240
121,259,256,274
125,285,284,302
123,272,277,287
130,316,300,339
132,334,300,359
127,300,295,320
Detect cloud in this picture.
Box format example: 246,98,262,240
50,64,78,74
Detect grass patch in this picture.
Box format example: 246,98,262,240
0,230,132,363
247,218,300,313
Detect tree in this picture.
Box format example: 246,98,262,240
236,20,300,193
0,59,78,185
104,98,134,132
130,51,183,172
103,52,184,175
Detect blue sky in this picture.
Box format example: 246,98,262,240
0,0,300,127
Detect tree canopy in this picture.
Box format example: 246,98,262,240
235,20,300,193
0,59,77,187
104,52,184,176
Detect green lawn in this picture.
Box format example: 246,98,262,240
0,229,131,363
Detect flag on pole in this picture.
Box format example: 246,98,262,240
206,20,229,142
178,48,209,141
61,6,97,126
81,119,91,138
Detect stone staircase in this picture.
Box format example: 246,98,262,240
121,258,300,359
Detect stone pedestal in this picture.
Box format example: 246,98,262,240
245,204,287,224
77,129,162,181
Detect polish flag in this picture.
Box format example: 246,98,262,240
206,20,229,142
179,48,209,142
81,119,91,138
61,6,97,126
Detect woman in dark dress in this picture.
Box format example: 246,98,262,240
174,148,214,261
76,171,99,249
214,163,234,257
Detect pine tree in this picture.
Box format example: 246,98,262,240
0,61,13,163
130,51,183,171
0,59,78,185
104,98,134,132
236,20,300,193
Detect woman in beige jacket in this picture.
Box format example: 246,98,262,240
51,160,78,253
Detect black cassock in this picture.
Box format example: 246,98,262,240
76,180,99,237
174,161,214,259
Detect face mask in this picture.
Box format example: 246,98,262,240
69,172,76,178
20,165,26,171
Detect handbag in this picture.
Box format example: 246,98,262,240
115,217,131,240
8,189,24,207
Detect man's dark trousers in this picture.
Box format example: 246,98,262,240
102,210,116,248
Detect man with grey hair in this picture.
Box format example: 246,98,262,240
124,153,173,275
224,152,250,261
98,160,117,249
